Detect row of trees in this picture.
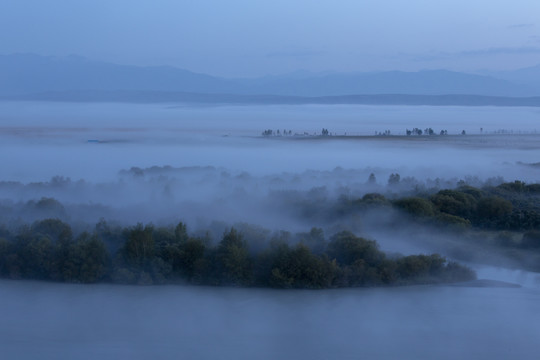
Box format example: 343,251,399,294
329,180,539,251
405,128,452,136
0,219,475,287
262,128,470,137
389,181,540,233
261,129,294,136
261,129,332,137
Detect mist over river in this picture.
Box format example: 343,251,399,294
2,101,540,359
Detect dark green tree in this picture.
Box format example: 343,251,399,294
215,228,253,285
122,223,156,267
58,232,109,283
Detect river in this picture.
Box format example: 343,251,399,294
1,268,539,360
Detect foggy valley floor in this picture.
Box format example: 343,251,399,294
1,102,539,281
1,102,540,358
5,0,540,358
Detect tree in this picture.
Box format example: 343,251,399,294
216,228,252,285
17,235,55,280
58,232,109,283
122,223,155,267
31,218,72,244
0,237,11,276
266,243,336,289
476,197,512,223
388,173,400,186
327,231,385,286
396,254,443,282
174,222,188,243
32,197,67,218
394,197,435,217
297,227,326,254
327,231,384,268
162,236,207,282
430,189,477,219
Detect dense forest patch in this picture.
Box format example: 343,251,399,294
0,219,474,288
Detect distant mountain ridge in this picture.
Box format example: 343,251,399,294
1,53,540,98
237,70,537,97
481,64,540,85
0,53,233,95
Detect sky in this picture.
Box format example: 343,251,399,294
1,0,540,77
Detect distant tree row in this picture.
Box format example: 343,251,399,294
262,129,293,137
262,128,471,137
262,128,470,137
261,129,333,137
0,219,475,287
405,128,450,136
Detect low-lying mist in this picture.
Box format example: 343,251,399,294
2,101,540,274
1,164,539,275
1,102,540,183
0,164,507,227
3,101,540,359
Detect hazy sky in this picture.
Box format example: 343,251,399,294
1,0,540,77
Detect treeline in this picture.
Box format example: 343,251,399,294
0,219,474,287
335,180,540,249
390,181,540,233
405,127,453,136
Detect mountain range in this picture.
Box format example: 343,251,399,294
2,53,540,105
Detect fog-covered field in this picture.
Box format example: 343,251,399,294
1,101,540,239
2,101,540,359
1,101,540,183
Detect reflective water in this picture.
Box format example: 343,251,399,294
1,271,539,360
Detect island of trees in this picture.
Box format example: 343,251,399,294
0,219,474,288
2,176,540,288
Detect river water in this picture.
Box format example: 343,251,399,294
1,268,539,360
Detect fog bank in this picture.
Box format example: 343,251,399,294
1,102,539,182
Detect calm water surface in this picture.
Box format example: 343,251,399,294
1,271,539,360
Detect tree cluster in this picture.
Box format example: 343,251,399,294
389,181,540,233
261,129,293,137
0,220,475,288
406,128,448,136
